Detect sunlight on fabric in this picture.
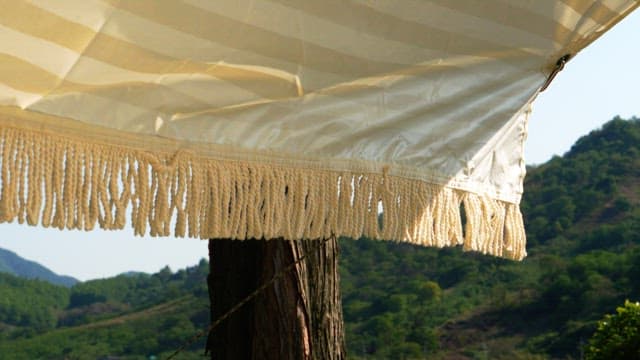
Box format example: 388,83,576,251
0,0,638,260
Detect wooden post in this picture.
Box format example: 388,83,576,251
206,237,345,359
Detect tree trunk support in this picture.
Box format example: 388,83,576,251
206,237,345,360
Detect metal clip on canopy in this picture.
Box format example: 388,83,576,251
541,54,572,92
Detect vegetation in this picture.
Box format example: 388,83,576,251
585,300,640,360
341,116,640,359
0,116,639,359
0,262,209,359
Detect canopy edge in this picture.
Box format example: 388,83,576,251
0,115,526,260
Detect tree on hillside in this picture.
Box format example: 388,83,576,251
585,300,640,360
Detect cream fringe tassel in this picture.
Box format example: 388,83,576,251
0,125,526,260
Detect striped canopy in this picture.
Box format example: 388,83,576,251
1,1,637,260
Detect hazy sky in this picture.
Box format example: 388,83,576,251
1,11,638,281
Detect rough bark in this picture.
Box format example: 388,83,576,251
207,237,345,360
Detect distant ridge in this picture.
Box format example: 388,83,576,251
119,271,149,278
0,247,79,287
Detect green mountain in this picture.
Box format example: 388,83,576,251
0,116,638,359
0,248,78,287
339,116,640,359
0,262,210,359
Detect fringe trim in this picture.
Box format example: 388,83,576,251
0,124,526,260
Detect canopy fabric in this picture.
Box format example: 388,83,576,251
0,0,637,260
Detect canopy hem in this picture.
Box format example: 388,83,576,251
0,116,526,260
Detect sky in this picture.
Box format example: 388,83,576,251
1,10,639,281
526,10,640,164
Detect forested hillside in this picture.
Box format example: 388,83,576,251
0,116,638,359
341,116,640,359
0,262,210,359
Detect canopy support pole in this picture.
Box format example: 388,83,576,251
206,237,345,359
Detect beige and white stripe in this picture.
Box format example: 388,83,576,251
0,0,637,259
